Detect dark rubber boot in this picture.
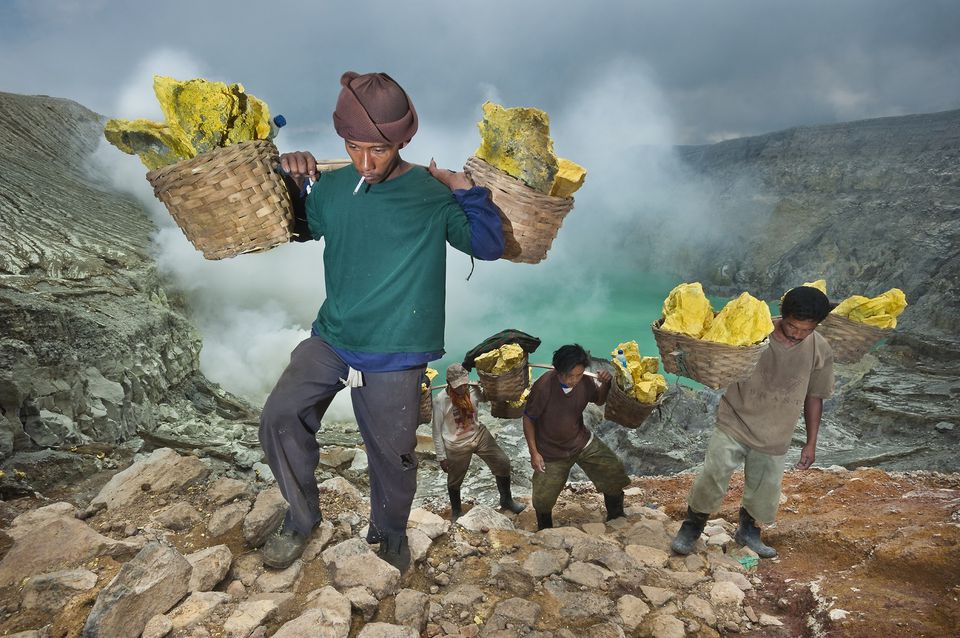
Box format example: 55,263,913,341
448,487,462,521
604,491,626,521
670,507,709,555
496,476,526,514
262,523,310,569
377,533,411,572
734,507,778,558
535,509,553,531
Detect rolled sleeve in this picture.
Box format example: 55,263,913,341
452,186,505,261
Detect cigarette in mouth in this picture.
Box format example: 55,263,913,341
353,176,365,195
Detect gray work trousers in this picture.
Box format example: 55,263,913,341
259,337,423,541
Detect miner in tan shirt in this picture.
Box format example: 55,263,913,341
671,286,835,558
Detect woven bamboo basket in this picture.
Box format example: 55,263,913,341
604,382,665,429
816,313,891,363
477,356,530,401
463,156,574,264
146,140,293,260
651,319,768,389
418,389,433,425
491,401,525,419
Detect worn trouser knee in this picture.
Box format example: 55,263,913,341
259,337,346,536
688,429,785,523
576,437,630,495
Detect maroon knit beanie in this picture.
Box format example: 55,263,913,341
332,71,418,144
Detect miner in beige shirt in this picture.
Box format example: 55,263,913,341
671,286,835,558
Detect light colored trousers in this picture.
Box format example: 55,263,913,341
443,425,512,489
688,428,786,524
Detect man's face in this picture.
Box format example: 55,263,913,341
449,384,470,398
345,139,403,184
557,365,586,388
778,316,819,345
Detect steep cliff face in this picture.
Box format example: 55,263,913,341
0,92,206,457
671,109,960,337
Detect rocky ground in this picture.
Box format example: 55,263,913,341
0,444,956,638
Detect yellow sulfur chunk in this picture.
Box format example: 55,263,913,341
701,292,773,346
153,76,272,155
474,344,526,375
832,288,907,329
549,158,587,198
103,118,192,170
421,367,439,393
610,340,665,403
475,101,559,194
781,279,827,304
661,283,714,337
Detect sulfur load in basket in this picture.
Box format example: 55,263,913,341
463,102,587,264
805,284,907,363
418,368,439,425
474,344,529,401
605,341,667,428
652,283,772,389
105,76,295,260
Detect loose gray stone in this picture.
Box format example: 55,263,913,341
616,594,650,632
640,586,675,607
154,502,202,531
356,623,418,638
319,476,363,499
208,500,251,537
255,560,303,592
522,548,569,578
243,487,286,547
683,595,717,627
458,504,514,531
91,448,208,510
487,597,541,630
713,569,753,591
331,552,400,599
208,477,250,505
344,586,379,621
644,613,685,638
394,588,430,632
562,561,615,588
21,568,98,611
81,542,192,638
274,586,351,638
142,614,172,638
625,544,670,568
408,507,450,539
167,591,231,631
710,581,745,607
186,544,233,592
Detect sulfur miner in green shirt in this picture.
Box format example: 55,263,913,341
671,286,835,558
257,71,505,572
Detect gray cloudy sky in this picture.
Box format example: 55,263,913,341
1,0,958,144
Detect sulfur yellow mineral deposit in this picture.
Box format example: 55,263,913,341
660,283,715,337
832,288,907,329
610,340,665,403
474,343,526,375
701,292,773,346
781,279,828,304
550,158,587,198
421,367,439,393
475,101,586,197
105,75,273,169
103,119,191,170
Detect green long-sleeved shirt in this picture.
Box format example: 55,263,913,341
305,164,473,353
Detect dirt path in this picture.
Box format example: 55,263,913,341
641,468,960,637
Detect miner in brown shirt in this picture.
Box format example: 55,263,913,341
671,286,835,558
522,344,630,530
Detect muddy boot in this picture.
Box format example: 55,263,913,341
448,487,463,521
535,509,553,531
496,476,526,514
377,533,411,572
734,507,778,558
670,507,709,555
262,523,310,569
604,491,626,521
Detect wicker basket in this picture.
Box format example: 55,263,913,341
477,356,530,401
146,140,294,260
651,319,768,389
816,313,891,363
490,401,525,419
463,156,574,264
604,382,665,429
418,389,433,425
